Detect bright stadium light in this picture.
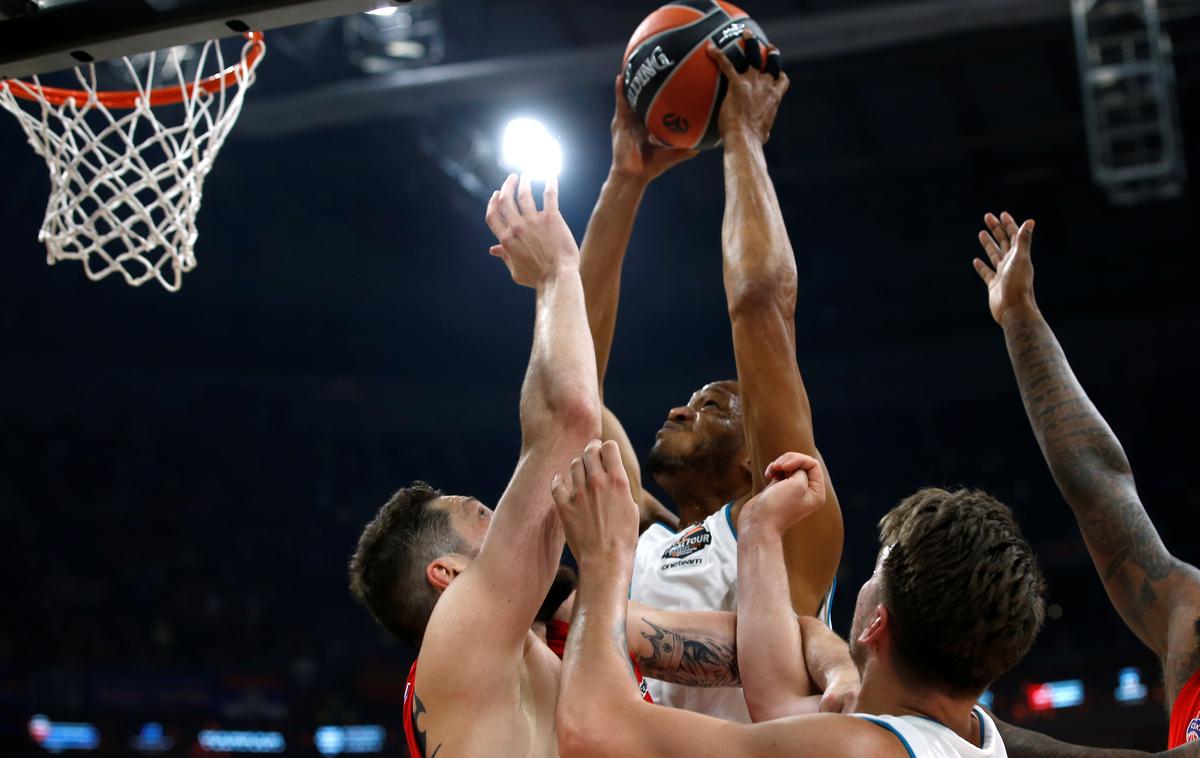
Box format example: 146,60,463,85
366,5,398,15
500,118,563,181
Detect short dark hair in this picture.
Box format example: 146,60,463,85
348,482,466,649
878,487,1046,695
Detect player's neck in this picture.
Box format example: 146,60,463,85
665,481,740,526
658,471,747,526
856,667,981,746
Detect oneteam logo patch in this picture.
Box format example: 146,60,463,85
662,524,712,560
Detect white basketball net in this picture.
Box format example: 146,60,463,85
0,35,265,291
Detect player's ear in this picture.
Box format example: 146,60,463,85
858,604,888,649
426,554,469,594
739,451,753,477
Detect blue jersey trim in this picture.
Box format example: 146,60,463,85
854,716,916,758
723,502,738,541
822,576,837,627
974,706,987,747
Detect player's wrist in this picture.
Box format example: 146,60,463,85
576,545,636,572
738,512,788,540
533,260,581,290
606,165,652,191
997,298,1041,330
721,124,765,152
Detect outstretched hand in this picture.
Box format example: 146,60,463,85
739,452,826,535
551,440,640,563
706,32,788,145
610,75,697,183
973,211,1038,327
485,173,579,288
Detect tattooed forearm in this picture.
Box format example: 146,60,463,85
1003,314,1134,497
1002,311,1177,642
635,617,740,687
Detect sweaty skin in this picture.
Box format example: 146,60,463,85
972,211,1200,755
404,175,842,758
553,442,905,758
578,35,842,619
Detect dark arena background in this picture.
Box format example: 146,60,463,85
2,0,1199,755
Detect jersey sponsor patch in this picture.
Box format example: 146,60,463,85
1187,716,1200,742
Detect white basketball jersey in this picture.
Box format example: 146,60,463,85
629,503,835,722
851,708,1006,758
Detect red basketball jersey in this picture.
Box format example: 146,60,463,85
1170,668,1200,747
402,622,654,758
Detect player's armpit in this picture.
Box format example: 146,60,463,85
625,603,739,687
1162,571,1200,699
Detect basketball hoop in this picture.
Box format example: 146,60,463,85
0,32,265,291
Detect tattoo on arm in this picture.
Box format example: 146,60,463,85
635,617,740,688
1004,315,1178,639
412,693,442,758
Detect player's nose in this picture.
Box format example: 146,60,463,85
668,405,696,424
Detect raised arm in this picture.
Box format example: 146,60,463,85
552,441,887,758
580,76,692,531
581,75,696,388
420,175,600,676
709,38,843,616
973,212,1200,698
736,452,833,721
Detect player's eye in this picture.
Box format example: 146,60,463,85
703,400,719,409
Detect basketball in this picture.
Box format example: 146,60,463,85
622,1,773,150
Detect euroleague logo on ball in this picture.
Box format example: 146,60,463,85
662,113,690,134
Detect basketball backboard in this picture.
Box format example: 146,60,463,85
0,0,405,79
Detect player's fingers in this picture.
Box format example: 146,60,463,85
978,229,1003,266
768,450,816,474
570,456,587,499
582,439,604,482
797,455,824,492
542,175,559,215
744,33,763,71
973,258,995,285
984,212,1010,251
765,45,782,79
1000,211,1020,244
614,74,632,119
516,173,535,215
498,173,520,221
1017,218,1036,256
485,191,510,238
706,41,738,79
599,440,623,476
489,244,504,257
551,474,572,511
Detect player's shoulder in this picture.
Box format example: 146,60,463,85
748,713,910,757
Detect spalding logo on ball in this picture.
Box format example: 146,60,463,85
623,0,774,150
